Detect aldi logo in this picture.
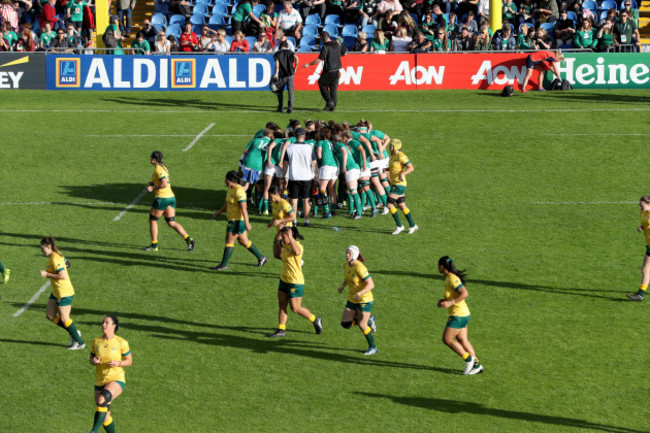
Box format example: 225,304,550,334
171,59,195,88
55,58,80,87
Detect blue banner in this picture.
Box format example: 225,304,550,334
46,54,274,91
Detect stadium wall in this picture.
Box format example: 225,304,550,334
5,53,650,91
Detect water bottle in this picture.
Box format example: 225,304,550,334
332,227,342,232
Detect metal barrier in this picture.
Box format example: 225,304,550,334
46,47,145,55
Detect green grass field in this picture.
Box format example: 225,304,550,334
1,89,649,433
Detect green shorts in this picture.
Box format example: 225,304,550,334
345,300,373,312
389,185,406,195
49,293,73,307
446,315,470,329
278,280,304,298
95,381,126,391
227,220,247,234
152,197,176,211
645,245,650,256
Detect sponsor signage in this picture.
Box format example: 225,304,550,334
47,54,274,90
45,53,650,91
0,53,46,89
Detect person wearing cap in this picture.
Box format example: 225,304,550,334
301,30,347,112
283,127,317,227
273,39,298,113
386,138,418,235
268,226,323,338
337,245,377,356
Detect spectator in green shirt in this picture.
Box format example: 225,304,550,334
3,22,18,47
40,22,56,49
474,26,491,50
596,18,616,52
516,23,533,49
131,31,151,54
369,29,389,52
502,0,517,23
66,0,86,32
573,18,597,48
614,9,640,51
621,0,638,26
232,0,263,36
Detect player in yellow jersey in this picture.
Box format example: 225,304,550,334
268,226,322,337
89,315,132,433
39,237,85,350
628,195,650,301
337,246,378,355
145,151,195,252
212,170,268,271
436,256,483,375
266,185,295,252
386,138,418,235
0,257,10,300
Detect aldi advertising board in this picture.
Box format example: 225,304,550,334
36,52,650,91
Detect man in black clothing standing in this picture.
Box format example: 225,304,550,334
273,40,298,113
302,31,347,112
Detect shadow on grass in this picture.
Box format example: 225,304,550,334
372,270,627,301
535,91,650,106
60,183,223,217
0,232,276,277
0,338,63,347
99,96,276,112
356,392,644,433
13,305,455,374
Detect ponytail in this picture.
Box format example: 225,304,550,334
151,150,168,171
438,256,467,284
40,237,63,257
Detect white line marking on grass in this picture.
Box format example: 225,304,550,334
548,133,650,136
113,188,148,221
534,201,637,205
13,282,50,317
183,123,216,152
2,108,650,114
86,134,248,138
0,201,116,206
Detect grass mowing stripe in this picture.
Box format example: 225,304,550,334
86,134,249,138
1,108,650,113
183,122,216,152
12,282,50,318
113,188,148,222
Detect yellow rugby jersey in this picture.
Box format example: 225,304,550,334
641,211,650,245
91,335,131,386
226,184,247,221
152,165,174,198
280,241,304,284
344,261,373,303
271,199,294,231
389,151,410,187
444,273,470,317
47,252,74,298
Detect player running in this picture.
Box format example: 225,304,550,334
212,170,268,271
386,139,418,235
145,151,195,252
436,256,483,375
0,258,10,299
89,315,132,433
627,195,650,301
39,237,85,350
268,226,323,338
337,245,378,355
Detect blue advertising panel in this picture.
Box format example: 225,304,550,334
46,54,275,91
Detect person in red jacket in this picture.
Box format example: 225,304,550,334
230,30,250,52
521,50,564,94
40,0,59,30
179,22,197,52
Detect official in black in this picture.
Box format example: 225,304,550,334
273,40,298,113
302,31,347,112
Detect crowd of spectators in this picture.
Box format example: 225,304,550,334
0,0,94,51
148,0,642,53
0,0,641,53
